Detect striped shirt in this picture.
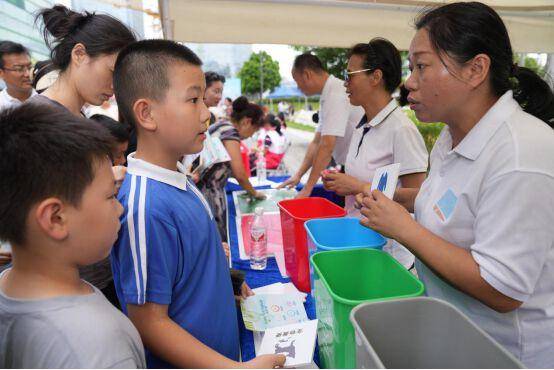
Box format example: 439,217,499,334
111,154,239,368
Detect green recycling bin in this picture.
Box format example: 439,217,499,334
311,248,424,368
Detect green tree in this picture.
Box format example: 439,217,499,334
238,51,281,98
292,46,348,78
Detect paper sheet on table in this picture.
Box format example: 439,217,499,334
238,213,284,260
275,250,288,278
252,282,306,302
233,188,297,216
228,177,280,188
241,293,308,331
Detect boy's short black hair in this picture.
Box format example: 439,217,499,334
0,104,114,245
0,41,30,69
90,114,130,143
114,39,203,128
293,53,326,73
205,71,225,88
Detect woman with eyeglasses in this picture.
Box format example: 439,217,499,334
0,41,36,110
322,38,428,268
357,3,554,366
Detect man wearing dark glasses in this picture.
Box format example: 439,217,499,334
0,41,36,110
278,53,363,200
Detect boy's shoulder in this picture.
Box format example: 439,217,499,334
119,173,184,214
0,287,145,368
118,172,210,223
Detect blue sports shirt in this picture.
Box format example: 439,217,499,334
111,154,239,368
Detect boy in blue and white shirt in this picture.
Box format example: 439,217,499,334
111,40,284,368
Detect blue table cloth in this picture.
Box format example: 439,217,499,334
227,176,328,363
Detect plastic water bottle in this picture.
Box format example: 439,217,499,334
250,207,267,270
256,150,267,184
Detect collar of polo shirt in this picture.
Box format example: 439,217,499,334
356,99,398,129
451,91,520,161
126,153,189,190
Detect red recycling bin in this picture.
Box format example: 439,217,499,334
277,197,346,292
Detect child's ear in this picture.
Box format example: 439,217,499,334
133,99,157,132
34,198,69,241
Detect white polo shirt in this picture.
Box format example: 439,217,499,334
316,75,364,165
414,91,554,368
345,99,428,267
344,99,428,215
0,88,37,110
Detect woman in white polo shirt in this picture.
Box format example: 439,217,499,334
322,38,428,268
358,2,554,367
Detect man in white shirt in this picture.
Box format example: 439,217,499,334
0,41,36,110
279,53,363,198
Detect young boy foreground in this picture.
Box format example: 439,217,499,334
0,104,145,368
112,39,285,368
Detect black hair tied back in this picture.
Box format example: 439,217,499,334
39,5,92,40
36,4,136,71
416,1,554,127
231,96,264,127
232,96,250,113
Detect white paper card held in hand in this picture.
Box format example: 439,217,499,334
258,320,318,368
370,163,400,199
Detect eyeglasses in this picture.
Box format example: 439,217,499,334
343,68,373,82
1,65,33,74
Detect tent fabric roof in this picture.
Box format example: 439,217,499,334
266,84,305,99
160,0,554,53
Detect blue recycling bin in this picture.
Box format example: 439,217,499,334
305,217,387,295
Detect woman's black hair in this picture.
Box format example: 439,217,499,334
264,114,283,136
205,71,226,88
348,38,402,94
398,85,410,107
231,96,264,128
32,60,57,92
277,112,287,129
89,114,130,143
36,5,136,71
416,1,554,127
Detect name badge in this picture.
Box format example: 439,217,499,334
433,188,458,222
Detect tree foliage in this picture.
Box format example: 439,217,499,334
238,51,281,97
523,56,546,78
292,46,349,78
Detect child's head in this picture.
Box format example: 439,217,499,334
263,114,283,136
90,114,130,166
0,104,122,266
230,96,264,139
114,39,211,157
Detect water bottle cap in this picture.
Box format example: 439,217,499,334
254,206,264,215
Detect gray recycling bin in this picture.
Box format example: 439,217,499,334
350,297,524,369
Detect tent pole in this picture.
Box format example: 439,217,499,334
158,0,173,40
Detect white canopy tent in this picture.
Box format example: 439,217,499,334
158,0,554,53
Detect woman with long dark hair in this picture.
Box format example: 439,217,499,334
358,2,554,367
33,5,136,308
34,5,136,115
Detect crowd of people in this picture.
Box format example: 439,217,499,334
0,1,553,369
